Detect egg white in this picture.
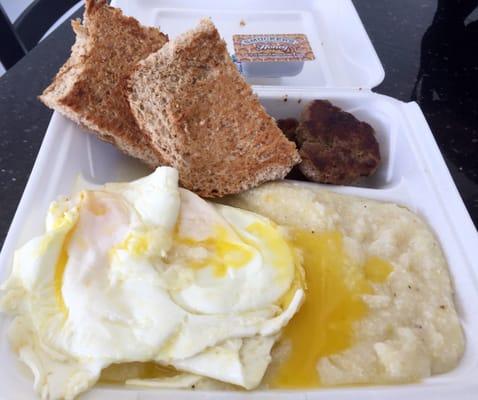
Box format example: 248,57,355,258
168,189,298,314
0,167,304,399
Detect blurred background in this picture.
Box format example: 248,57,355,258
0,0,82,76
1,0,36,22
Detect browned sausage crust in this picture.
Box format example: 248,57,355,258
296,100,380,184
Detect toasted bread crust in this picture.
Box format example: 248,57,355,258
39,0,168,166
128,19,300,197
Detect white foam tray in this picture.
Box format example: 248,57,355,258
116,0,384,89
1,0,477,399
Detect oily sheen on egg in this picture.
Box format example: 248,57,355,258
0,167,304,400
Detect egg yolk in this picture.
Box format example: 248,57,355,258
174,226,255,277
245,222,296,283
267,230,393,388
174,220,299,281
53,227,76,316
116,231,151,257
364,256,393,283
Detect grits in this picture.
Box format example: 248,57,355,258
225,182,465,386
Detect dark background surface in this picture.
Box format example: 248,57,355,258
0,0,477,246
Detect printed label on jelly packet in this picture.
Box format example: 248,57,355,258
233,34,315,62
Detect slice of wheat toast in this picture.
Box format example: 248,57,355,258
39,0,168,166
127,19,301,197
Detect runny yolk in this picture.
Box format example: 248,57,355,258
175,221,296,279
175,226,255,277
364,256,394,283
53,225,76,316
116,231,151,257
267,230,393,388
245,222,295,283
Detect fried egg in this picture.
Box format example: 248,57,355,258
0,167,304,399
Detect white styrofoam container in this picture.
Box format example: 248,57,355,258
117,0,385,89
1,0,477,399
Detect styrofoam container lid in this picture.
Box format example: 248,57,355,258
113,0,385,89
